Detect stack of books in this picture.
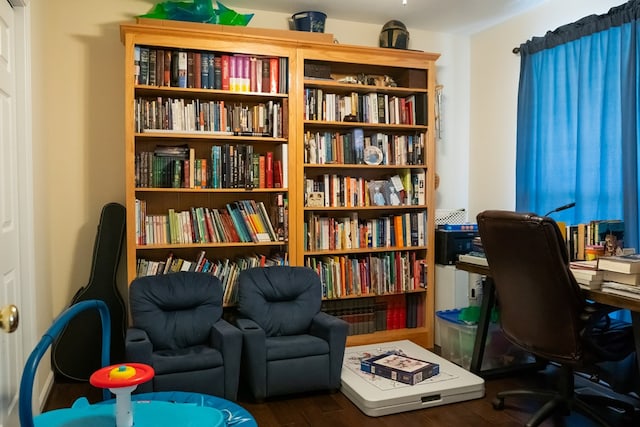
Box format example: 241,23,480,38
593,253,640,299
569,260,603,289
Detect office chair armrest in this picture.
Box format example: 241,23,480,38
125,328,153,365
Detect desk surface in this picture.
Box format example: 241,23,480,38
455,260,640,378
455,261,640,313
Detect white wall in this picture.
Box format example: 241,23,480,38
468,0,624,220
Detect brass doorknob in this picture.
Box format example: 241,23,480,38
0,305,19,333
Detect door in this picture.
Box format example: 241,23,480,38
0,0,25,425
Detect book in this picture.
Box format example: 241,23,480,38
569,267,603,289
601,281,640,300
603,270,640,286
597,253,640,274
360,351,439,385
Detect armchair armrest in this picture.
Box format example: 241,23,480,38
125,328,153,365
234,317,267,398
310,311,349,343
310,312,349,389
210,318,243,400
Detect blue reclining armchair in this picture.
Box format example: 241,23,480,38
234,266,349,401
125,271,242,400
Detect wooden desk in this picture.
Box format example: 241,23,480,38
455,261,640,378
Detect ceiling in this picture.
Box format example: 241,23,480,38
222,0,549,35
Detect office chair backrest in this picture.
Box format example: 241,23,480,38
129,272,224,350
477,210,587,365
238,266,322,337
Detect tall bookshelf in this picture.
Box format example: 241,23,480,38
294,45,438,348
120,20,439,349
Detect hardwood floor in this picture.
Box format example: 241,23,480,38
43,365,639,427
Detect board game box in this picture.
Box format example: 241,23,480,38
360,351,439,385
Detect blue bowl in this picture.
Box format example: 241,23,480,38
292,11,326,33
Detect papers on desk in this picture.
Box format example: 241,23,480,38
600,282,640,300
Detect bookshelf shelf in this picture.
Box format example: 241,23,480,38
304,121,427,131
136,132,288,143
302,79,427,96
136,241,287,250
304,246,428,256
121,19,439,348
135,85,289,100
303,205,427,212
136,187,288,193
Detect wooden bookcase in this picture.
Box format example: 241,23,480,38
120,20,439,349
294,45,438,348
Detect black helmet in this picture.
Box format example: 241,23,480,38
379,20,409,49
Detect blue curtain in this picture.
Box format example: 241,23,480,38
516,1,640,249
516,1,640,322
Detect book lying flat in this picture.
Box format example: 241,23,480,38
597,253,640,274
602,270,640,286
600,281,640,300
570,264,604,289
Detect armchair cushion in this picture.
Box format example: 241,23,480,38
130,273,223,350
238,266,322,337
152,345,223,374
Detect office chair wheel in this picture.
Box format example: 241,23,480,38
492,397,505,410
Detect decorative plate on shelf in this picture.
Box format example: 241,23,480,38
364,146,383,165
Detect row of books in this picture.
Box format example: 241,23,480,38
304,211,427,251
321,293,424,336
134,97,287,138
553,252,640,300
304,89,427,125
565,219,624,261
304,171,425,208
135,197,287,245
136,252,289,305
134,46,287,94
305,251,427,298
303,130,425,166
135,145,286,190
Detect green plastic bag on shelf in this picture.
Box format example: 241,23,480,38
140,0,254,26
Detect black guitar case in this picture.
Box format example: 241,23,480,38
52,202,127,381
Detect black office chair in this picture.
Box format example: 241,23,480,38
477,210,637,427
